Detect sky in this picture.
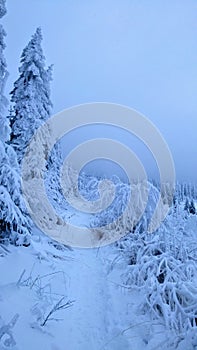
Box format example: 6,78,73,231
2,0,197,182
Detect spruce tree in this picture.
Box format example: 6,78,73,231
0,0,30,245
10,28,62,203
10,27,53,163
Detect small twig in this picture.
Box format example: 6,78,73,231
107,279,132,290
101,321,162,350
41,298,75,327
16,269,26,287
0,244,10,253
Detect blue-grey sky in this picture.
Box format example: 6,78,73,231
2,0,197,181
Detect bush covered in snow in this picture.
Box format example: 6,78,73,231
120,202,197,338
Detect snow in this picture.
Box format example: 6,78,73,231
0,231,143,350
1,167,197,349
1,148,197,349
0,214,197,350
0,2,197,348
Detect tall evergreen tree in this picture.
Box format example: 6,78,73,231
10,27,53,163
10,28,62,204
0,0,30,245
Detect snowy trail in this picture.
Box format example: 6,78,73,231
0,229,139,350
0,235,179,350
0,238,115,350
62,248,110,350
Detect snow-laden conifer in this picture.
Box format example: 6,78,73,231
0,0,30,245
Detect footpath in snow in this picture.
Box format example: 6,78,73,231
0,225,195,350
0,230,133,350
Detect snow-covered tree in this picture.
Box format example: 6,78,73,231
10,27,62,203
0,0,6,18
0,0,30,245
189,199,196,215
10,27,53,162
184,198,190,213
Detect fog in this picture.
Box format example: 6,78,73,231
3,0,197,182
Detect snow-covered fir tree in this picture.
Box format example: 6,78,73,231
10,27,52,162
10,27,62,202
0,0,30,246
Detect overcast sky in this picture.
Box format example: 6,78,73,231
2,0,197,182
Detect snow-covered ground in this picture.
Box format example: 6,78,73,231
1,175,197,350
1,213,197,350
0,229,133,350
